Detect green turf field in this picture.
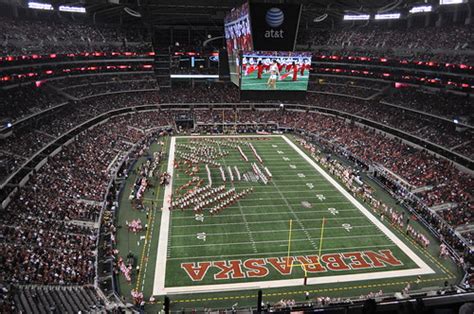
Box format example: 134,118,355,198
240,71,309,90
153,135,437,295
115,134,461,310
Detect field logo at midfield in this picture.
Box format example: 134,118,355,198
180,250,403,281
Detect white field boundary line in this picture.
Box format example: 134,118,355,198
168,244,397,261
163,268,429,295
154,135,435,296
153,136,176,296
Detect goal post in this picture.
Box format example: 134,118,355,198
286,218,326,285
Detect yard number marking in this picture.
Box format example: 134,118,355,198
277,150,284,154
316,194,326,201
297,173,306,178
272,144,278,148
196,232,207,241
306,183,314,189
195,214,204,222
283,157,290,161
328,207,339,215
342,223,353,232
289,164,297,169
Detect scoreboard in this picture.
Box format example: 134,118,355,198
224,1,308,99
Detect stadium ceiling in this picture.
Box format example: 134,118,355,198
79,0,423,26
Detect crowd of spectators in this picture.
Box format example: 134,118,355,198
170,66,218,75
0,112,170,286
0,130,54,160
308,81,382,98
0,91,161,182
313,76,389,89
159,85,239,103
383,88,473,126
0,153,26,183
1,83,471,220
0,17,149,57
2,82,472,185
304,93,474,159
309,24,473,51
52,74,155,89
0,83,240,182
0,85,67,123
61,79,159,99
312,49,474,67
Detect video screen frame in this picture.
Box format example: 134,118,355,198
224,2,254,86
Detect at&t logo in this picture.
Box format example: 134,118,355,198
265,7,284,38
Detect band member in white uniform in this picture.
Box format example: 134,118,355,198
267,60,280,90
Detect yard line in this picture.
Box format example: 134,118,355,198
169,234,388,249
172,215,368,228
168,203,360,214
167,244,397,260
262,179,331,182
170,224,377,237
218,142,258,254
247,189,338,193
239,204,358,209
238,191,339,196
267,176,319,250
234,185,335,191
238,197,352,202
213,158,309,162
171,208,359,220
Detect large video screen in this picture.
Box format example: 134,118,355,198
224,2,253,86
240,51,312,91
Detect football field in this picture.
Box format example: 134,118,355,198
152,135,436,296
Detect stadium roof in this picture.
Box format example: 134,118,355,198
78,0,424,26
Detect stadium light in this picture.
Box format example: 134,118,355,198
409,5,432,13
374,13,401,20
343,14,370,21
59,5,86,13
440,0,466,5
28,2,54,10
